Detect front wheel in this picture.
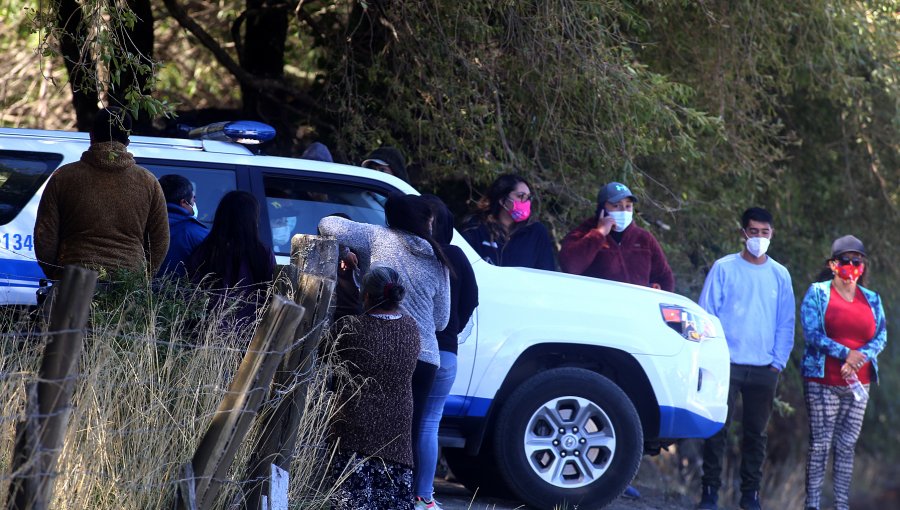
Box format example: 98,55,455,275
493,367,643,510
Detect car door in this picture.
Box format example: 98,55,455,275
0,149,65,304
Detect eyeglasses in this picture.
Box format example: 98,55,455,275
837,256,864,267
508,192,533,202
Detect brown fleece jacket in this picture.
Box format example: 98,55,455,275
34,141,169,280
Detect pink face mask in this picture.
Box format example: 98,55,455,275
507,200,531,222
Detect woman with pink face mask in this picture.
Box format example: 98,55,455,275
461,174,556,270
799,235,887,510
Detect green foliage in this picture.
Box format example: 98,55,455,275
26,1,176,120
327,1,724,231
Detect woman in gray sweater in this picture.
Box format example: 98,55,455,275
319,195,451,487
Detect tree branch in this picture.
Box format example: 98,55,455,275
162,0,328,119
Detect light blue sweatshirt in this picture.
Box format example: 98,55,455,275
699,253,796,370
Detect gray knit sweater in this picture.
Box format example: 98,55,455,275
318,217,450,366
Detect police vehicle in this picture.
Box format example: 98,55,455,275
0,122,729,509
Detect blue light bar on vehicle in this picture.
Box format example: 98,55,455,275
187,121,276,145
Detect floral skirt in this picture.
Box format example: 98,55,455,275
329,450,413,510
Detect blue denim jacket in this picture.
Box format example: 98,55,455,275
800,280,887,382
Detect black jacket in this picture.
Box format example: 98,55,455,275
461,220,556,271
437,245,479,354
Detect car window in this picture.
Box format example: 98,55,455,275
140,163,237,228
0,151,62,226
263,174,388,255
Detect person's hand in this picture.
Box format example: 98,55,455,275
651,283,662,290
596,209,616,236
846,350,866,371
840,362,857,379
339,251,358,272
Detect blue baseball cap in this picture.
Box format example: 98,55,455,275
597,182,637,205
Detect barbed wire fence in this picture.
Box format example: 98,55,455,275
0,235,342,510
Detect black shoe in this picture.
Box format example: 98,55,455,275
697,485,718,510
739,490,762,510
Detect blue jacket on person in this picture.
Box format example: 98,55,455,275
800,280,887,382
157,203,208,278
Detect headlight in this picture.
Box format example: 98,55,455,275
660,304,718,342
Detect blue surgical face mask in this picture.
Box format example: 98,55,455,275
272,225,291,246
608,210,633,232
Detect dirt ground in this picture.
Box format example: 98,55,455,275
433,457,698,510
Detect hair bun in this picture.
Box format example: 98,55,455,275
384,281,406,305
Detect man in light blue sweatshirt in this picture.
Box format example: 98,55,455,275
696,207,796,510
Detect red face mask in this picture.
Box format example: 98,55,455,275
836,262,864,283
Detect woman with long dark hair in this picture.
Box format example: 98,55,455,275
328,266,420,510
319,195,451,502
415,195,478,508
461,173,556,270
800,235,887,510
187,190,275,326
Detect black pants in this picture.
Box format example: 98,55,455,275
701,363,780,493
411,360,438,458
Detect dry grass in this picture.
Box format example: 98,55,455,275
639,438,894,509
0,273,346,509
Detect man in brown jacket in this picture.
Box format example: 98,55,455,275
34,109,169,280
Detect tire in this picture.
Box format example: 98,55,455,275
493,367,643,510
443,446,513,498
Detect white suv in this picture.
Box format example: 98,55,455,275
0,125,729,509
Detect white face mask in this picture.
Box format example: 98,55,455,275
745,236,770,258
191,202,199,218
272,225,291,246
608,210,633,232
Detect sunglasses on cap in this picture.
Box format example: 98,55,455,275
836,256,864,267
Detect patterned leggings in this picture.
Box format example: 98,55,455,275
804,381,868,510
328,450,414,510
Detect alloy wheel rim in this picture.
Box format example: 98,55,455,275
522,395,616,488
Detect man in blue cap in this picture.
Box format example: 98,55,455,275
560,181,674,292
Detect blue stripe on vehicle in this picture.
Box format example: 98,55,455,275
0,259,45,281
444,395,493,418
658,406,725,438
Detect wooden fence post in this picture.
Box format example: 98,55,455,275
183,295,304,510
243,234,337,510
6,265,98,510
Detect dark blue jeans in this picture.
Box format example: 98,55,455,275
701,363,780,493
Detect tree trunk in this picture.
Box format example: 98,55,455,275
108,0,155,134
56,0,99,131
240,0,289,120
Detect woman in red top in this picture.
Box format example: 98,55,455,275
799,235,888,510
